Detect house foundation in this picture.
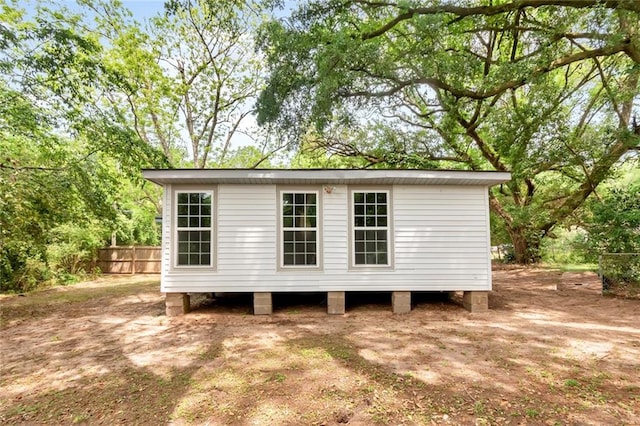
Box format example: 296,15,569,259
327,291,345,314
165,293,190,316
254,292,273,315
462,291,489,312
392,291,411,314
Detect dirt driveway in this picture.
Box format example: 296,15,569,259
1,267,639,425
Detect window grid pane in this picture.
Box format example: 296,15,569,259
282,230,317,265
282,192,317,230
282,192,317,266
176,192,213,266
353,191,389,266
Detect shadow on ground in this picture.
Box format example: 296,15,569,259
1,268,639,425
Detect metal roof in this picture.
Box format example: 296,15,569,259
142,169,511,186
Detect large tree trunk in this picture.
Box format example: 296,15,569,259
489,196,542,264
506,225,542,264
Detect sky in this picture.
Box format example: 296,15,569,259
119,1,165,21
50,0,292,22
121,0,294,21
45,0,166,22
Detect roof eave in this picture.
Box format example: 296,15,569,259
142,169,511,186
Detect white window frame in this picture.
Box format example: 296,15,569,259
349,187,393,269
277,187,322,270
173,188,215,269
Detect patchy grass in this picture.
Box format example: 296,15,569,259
0,275,159,328
1,269,639,425
542,263,599,273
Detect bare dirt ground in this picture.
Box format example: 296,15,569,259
1,267,639,425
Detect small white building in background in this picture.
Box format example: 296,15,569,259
142,169,511,315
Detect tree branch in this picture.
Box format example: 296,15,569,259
359,1,640,40
345,41,630,101
0,164,64,172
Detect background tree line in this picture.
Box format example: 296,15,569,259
0,0,282,291
1,0,638,292
257,0,639,264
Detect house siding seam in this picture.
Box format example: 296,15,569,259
160,184,171,290
161,184,492,293
484,187,493,291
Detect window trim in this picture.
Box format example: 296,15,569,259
348,186,394,270
171,186,217,270
276,186,322,271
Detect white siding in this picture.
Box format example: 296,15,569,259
393,186,489,284
216,185,276,271
323,185,349,271
161,184,492,292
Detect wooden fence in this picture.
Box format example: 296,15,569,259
98,246,161,274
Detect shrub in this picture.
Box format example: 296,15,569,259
583,178,640,257
0,243,51,293
47,221,108,277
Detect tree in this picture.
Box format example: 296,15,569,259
97,4,184,164
256,0,640,263
158,0,279,167
583,165,640,255
1,0,291,290
0,0,166,290
85,0,284,168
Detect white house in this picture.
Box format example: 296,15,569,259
142,169,511,315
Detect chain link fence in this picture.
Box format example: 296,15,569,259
598,253,640,298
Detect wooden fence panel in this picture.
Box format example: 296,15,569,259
98,246,161,274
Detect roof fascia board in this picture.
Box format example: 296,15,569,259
142,169,511,186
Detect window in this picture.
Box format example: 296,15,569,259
281,191,318,267
353,191,390,266
176,191,213,267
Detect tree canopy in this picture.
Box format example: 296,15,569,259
0,0,279,291
583,166,640,255
86,0,284,168
257,0,640,262
0,0,173,290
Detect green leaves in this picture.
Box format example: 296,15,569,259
111,0,275,168
0,1,170,291
257,0,640,262
584,168,640,255
1,0,287,289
